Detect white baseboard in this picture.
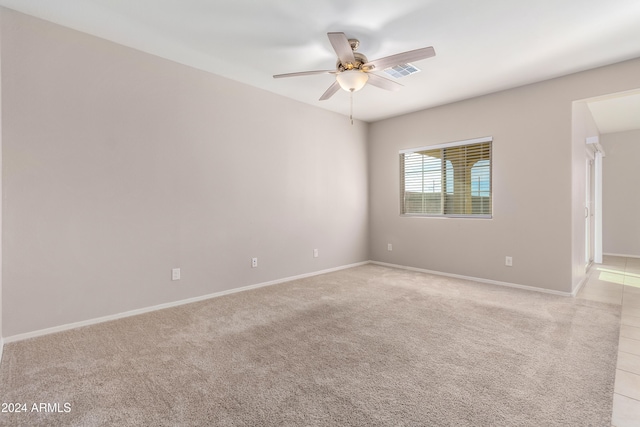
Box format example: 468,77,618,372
0,337,3,364
3,261,369,344
571,271,590,297
2,259,576,344
371,261,573,297
604,252,640,259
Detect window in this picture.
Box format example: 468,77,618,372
400,137,492,217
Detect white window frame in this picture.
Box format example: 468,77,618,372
399,136,493,218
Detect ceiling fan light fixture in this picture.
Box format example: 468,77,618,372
336,70,369,92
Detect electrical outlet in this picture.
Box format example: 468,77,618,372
172,268,181,281
251,257,258,268
505,256,513,267
387,243,393,251
313,249,319,258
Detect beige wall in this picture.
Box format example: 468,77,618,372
602,129,640,257
1,10,369,337
369,59,640,293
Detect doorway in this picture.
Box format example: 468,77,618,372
585,156,593,267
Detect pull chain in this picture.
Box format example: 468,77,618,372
349,88,354,125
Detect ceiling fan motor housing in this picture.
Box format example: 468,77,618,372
337,52,369,72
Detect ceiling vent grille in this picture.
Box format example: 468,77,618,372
383,63,421,79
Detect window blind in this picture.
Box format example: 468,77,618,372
400,137,492,217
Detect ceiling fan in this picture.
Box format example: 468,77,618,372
273,32,436,102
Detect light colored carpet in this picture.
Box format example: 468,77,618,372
0,264,620,426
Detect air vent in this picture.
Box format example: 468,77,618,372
383,63,421,79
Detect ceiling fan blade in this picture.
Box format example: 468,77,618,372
273,70,335,79
366,73,403,91
319,81,341,101
364,46,436,71
328,32,356,66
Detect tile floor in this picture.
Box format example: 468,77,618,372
576,255,640,427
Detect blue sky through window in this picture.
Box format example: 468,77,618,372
471,160,490,196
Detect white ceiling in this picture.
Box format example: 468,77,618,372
587,91,640,134
2,0,640,123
